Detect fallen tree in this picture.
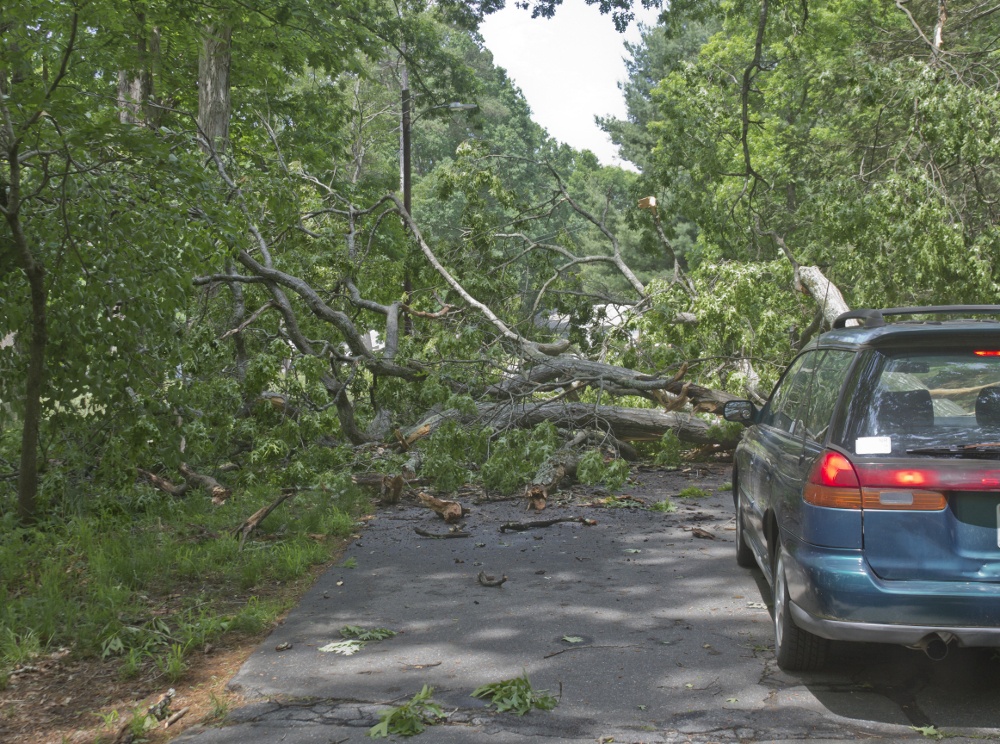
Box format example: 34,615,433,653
179,148,849,502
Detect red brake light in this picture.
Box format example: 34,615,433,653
974,350,1000,356
805,451,862,509
813,452,860,487
889,470,932,487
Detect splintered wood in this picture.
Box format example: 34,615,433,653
417,492,466,523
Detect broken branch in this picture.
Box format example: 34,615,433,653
500,516,597,532
477,571,507,587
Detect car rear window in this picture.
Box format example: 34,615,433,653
850,350,1000,455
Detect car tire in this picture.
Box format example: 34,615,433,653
773,545,828,672
734,497,756,569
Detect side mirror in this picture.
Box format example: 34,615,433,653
723,400,758,426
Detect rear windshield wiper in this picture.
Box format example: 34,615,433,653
906,442,1000,458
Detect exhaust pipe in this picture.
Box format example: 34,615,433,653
909,633,955,660
923,638,949,661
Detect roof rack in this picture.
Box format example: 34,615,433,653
833,306,1000,330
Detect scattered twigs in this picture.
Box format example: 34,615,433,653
477,571,507,587
234,492,294,548
414,527,470,539
500,516,597,532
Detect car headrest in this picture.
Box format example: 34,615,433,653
875,389,934,432
976,385,1000,427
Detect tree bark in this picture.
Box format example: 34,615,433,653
117,20,159,126
198,24,232,155
401,401,741,448
794,265,850,327
487,356,738,413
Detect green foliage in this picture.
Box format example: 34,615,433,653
420,421,488,493
369,685,446,738
480,423,560,494
678,487,708,499
471,672,558,715
576,449,631,492
340,626,397,642
154,643,190,683
652,430,685,468
0,627,41,668
649,499,677,513
706,420,744,448
206,692,230,723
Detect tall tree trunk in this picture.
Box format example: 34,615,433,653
198,25,232,155
117,18,158,126
17,246,45,525
0,138,46,525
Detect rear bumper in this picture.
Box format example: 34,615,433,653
790,604,1000,646
783,536,1000,647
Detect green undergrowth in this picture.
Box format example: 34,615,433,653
0,483,368,680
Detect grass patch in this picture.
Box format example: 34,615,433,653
677,486,709,499
0,485,368,679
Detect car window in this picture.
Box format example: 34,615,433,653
850,350,1000,455
760,352,815,435
800,350,855,442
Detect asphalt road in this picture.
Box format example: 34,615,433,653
176,464,1000,743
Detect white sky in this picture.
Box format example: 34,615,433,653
479,0,662,168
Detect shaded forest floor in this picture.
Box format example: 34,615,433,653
1,463,731,743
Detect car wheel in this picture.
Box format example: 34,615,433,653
773,545,828,672
734,496,756,569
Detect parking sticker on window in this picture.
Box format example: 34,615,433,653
856,436,892,455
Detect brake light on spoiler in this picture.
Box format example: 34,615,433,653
800,451,1000,510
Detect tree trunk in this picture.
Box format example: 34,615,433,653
401,401,741,448
198,24,232,155
117,19,159,126
2,163,46,524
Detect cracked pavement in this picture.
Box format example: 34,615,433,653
176,464,1000,743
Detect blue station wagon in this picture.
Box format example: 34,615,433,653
724,306,1000,671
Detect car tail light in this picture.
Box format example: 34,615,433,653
974,350,1000,356
806,452,948,510
805,451,862,509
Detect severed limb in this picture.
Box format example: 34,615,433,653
499,516,597,532
233,492,294,548
414,527,470,539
